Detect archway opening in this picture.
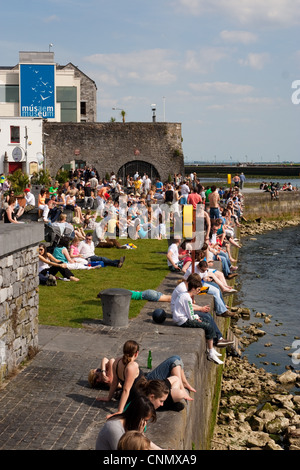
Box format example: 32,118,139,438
117,160,160,183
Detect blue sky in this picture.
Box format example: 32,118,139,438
1,0,300,162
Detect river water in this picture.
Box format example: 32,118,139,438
199,177,300,188
234,225,300,385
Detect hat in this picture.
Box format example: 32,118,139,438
24,188,30,192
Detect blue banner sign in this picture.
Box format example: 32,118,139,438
20,64,55,119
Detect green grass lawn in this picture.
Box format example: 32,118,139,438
38,238,169,328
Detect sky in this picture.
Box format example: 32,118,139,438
1,0,300,163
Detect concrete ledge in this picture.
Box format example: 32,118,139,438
0,223,44,257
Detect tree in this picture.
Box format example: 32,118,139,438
7,169,30,196
55,169,70,184
121,110,126,123
30,169,52,187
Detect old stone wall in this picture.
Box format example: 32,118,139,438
43,122,184,181
61,64,97,122
0,223,44,383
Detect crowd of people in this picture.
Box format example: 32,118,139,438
260,180,298,199
1,167,246,450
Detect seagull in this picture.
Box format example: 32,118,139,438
40,95,50,101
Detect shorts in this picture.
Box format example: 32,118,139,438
141,289,163,302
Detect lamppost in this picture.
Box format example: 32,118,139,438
151,104,156,123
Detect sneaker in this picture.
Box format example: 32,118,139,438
227,273,238,279
118,256,125,268
58,277,70,282
220,310,238,318
207,348,222,357
207,350,224,365
223,288,237,295
216,338,234,348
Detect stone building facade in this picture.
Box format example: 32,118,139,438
0,224,44,383
43,121,185,182
57,63,97,122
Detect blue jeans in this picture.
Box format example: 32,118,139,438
141,289,163,301
213,251,231,277
146,355,183,380
180,318,215,339
203,281,227,315
198,312,222,343
180,195,188,205
210,207,220,219
88,255,119,267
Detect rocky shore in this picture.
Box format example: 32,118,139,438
211,356,300,450
239,215,300,238
212,215,300,450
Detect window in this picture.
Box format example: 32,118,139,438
80,101,87,116
10,126,20,143
0,85,19,103
56,86,77,122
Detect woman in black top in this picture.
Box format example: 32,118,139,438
4,196,23,224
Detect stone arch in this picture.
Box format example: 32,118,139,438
117,160,160,183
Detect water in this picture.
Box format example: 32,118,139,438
198,177,300,188
234,225,300,382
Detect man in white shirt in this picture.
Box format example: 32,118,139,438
166,238,190,272
167,239,182,271
180,180,190,204
171,274,233,349
172,275,225,365
78,233,125,267
41,200,54,223
143,175,151,193
24,188,36,213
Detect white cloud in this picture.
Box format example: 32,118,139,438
239,53,270,70
189,81,254,95
175,0,300,27
238,96,278,105
84,49,178,86
43,15,60,23
220,30,258,44
184,47,229,74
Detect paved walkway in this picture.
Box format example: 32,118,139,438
0,271,215,450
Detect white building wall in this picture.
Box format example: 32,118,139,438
0,67,81,122
0,117,43,175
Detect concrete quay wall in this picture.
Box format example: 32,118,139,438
140,268,230,451
243,190,300,219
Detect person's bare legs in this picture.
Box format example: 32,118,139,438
170,365,196,394
168,376,194,402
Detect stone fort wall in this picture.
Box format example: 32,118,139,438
0,223,44,383
43,122,185,181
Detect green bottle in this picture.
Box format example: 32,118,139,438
147,350,152,369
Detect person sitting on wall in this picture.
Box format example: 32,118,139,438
171,275,224,365
23,188,36,213
3,196,24,224
41,199,57,224
166,238,191,272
